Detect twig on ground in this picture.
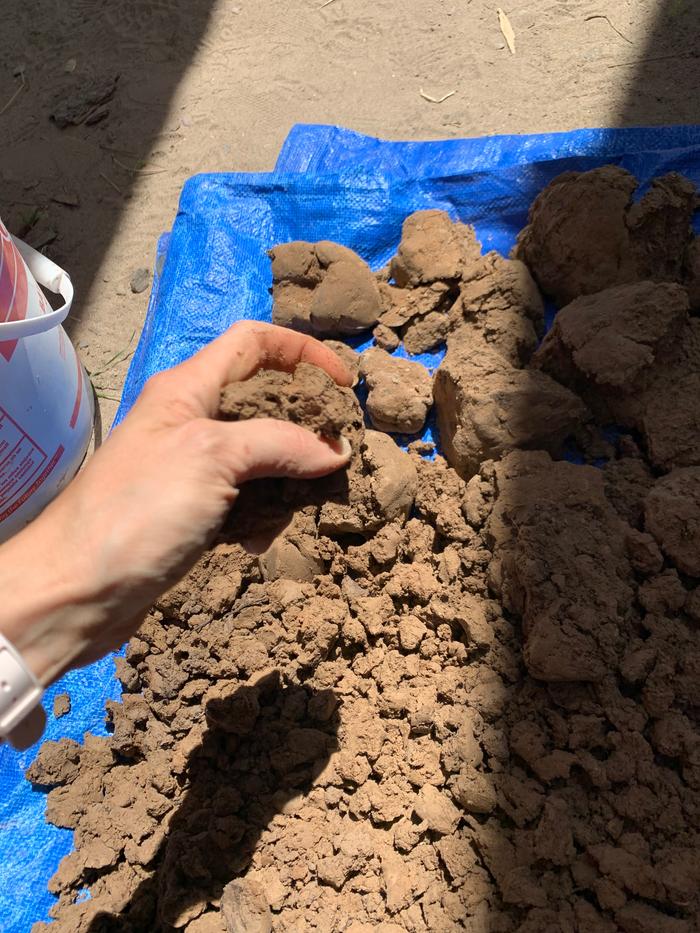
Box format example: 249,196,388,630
585,14,633,45
0,71,26,117
88,330,137,379
608,51,695,68
99,172,125,197
419,87,457,104
112,156,167,176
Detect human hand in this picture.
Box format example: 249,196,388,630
0,322,352,748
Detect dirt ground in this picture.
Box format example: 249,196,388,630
1,0,700,429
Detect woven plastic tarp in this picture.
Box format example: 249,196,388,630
277,122,700,176
2,122,700,931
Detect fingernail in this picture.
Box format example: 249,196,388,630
324,435,353,461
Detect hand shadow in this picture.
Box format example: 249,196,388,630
85,671,339,932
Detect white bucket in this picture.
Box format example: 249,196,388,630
0,217,93,543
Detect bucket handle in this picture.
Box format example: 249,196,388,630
0,237,74,340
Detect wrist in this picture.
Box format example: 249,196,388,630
0,508,104,686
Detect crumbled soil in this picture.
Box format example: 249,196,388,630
359,348,433,435
29,181,700,932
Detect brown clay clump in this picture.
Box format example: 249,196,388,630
634,318,700,470
484,450,635,681
359,347,433,434
516,166,697,306
389,209,482,287
532,282,700,470
433,341,588,478
532,281,688,412
316,429,418,537
452,251,545,366
372,220,545,361
645,467,700,576
269,240,382,336
219,363,363,544
220,362,363,448
375,280,457,354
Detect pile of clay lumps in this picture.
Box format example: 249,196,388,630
29,167,700,933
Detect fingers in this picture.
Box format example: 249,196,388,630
174,322,353,416
216,418,352,486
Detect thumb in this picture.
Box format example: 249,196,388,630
216,418,353,485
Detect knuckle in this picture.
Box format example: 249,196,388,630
270,420,314,462
138,370,200,423
141,369,173,400
180,418,220,455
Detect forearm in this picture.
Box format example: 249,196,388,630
0,508,105,686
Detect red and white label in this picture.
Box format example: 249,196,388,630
0,221,28,364
0,406,63,522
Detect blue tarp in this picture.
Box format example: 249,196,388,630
2,123,700,931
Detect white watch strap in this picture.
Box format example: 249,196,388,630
0,633,43,736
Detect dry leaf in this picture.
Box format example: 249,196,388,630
497,8,516,54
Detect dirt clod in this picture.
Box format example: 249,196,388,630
53,694,71,719
359,347,433,434
645,467,700,576
270,241,382,336
433,341,588,478
516,166,697,305
390,209,482,287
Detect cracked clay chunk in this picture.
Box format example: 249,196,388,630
453,251,545,366
318,430,418,536
220,362,364,450
376,280,458,354
359,347,433,434
389,210,482,287
269,240,381,335
219,364,364,542
484,451,635,681
635,318,700,471
532,281,689,413
221,878,271,933
433,341,587,478
537,298,700,471
516,166,696,306
645,467,700,577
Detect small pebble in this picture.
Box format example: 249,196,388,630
129,267,151,294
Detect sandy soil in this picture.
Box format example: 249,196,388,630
1,0,699,428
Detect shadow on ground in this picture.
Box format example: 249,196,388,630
0,0,217,338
